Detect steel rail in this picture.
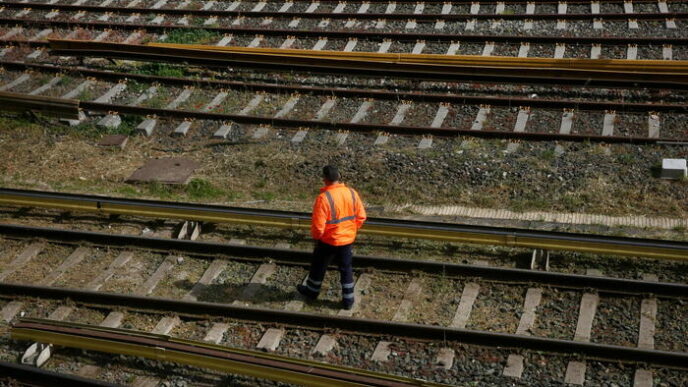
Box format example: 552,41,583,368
4,284,688,369
2,59,687,112
48,40,688,89
1,187,688,262
3,2,684,21
0,91,80,119
1,223,687,296
4,49,688,92
0,360,117,387
12,319,447,387
4,18,688,44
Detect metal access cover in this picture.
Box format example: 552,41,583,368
126,158,199,184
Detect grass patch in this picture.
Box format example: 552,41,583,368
164,29,221,45
185,178,224,200
133,63,185,78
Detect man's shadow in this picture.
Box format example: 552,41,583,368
174,279,341,309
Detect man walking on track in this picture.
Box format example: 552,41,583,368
297,165,367,310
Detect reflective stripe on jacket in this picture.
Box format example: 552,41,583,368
311,183,367,246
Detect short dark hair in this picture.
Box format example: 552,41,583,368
322,165,340,181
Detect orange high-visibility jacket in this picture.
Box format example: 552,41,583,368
311,183,367,246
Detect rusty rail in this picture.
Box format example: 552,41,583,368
0,91,80,119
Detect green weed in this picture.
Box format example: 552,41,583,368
164,29,221,45
185,178,224,200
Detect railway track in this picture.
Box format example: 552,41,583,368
1,0,686,24
0,58,686,142
0,221,686,385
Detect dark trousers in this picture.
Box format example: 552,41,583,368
305,241,355,301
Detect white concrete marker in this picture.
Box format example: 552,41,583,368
357,1,370,13
662,44,672,60
626,44,638,60
126,13,141,23
374,132,389,145
471,106,491,130
418,136,433,149
313,98,336,120
1,27,23,40
288,17,301,27
628,18,639,29
137,87,190,135
203,16,217,26
647,113,660,138
523,18,533,30
0,73,31,92
470,2,480,14
446,41,460,55
252,1,267,12
151,0,167,9
405,19,417,29
602,110,616,136
481,41,495,56
624,0,633,13
657,0,669,13
306,1,320,12
450,282,480,328
666,18,676,29
252,126,270,139
292,129,308,143
591,1,600,13
312,37,328,50
333,2,346,13
29,76,62,95
590,44,601,59
274,94,300,118
554,43,566,59
343,38,358,51
351,100,373,123
213,122,234,139
518,42,530,58
279,1,294,12
226,0,241,11
378,39,392,53
385,2,396,14
564,293,599,384
94,82,126,103
431,103,449,127
465,18,476,30
216,34,233,46
280,36,296,49
239,93,264,115
389,101,413,126
593,18,603,29
412,40,425,54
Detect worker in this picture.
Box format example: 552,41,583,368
297,165,367,310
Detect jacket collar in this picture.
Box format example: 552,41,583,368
320,183,345,193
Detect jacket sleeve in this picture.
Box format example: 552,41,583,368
354,190,367,229
311,194,328,240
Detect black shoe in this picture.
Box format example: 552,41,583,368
297,284,318,300
341,299,354,310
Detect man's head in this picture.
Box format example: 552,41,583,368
322,165,340,185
